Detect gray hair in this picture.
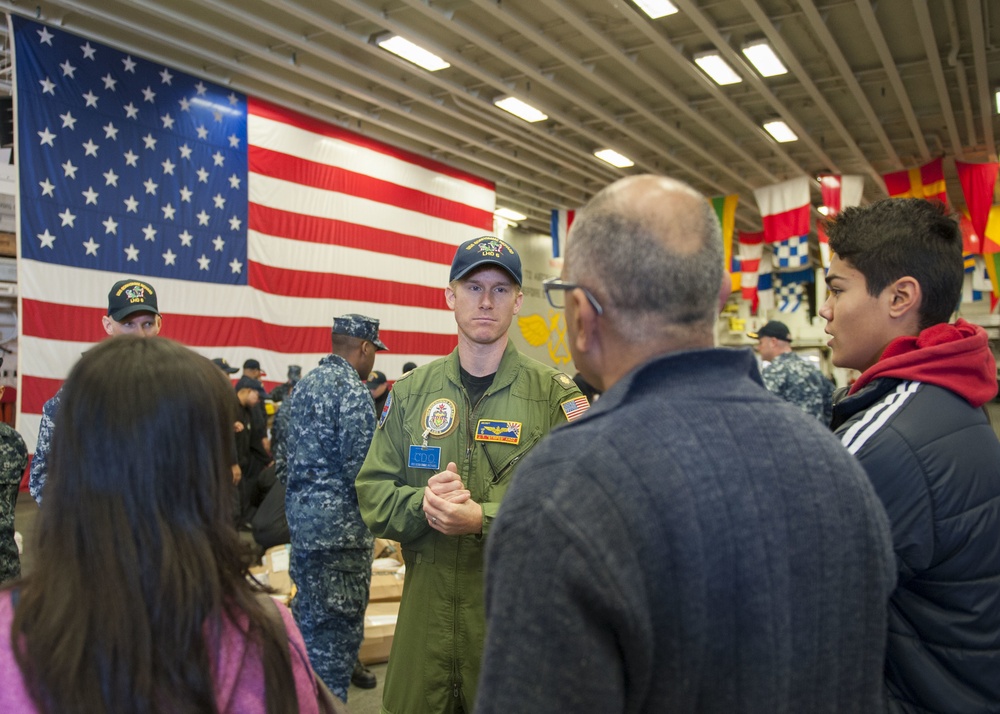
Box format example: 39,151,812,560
566,184,723,341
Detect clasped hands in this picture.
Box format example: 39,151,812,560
422,461,483,536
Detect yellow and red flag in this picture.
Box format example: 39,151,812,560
881,157,948,206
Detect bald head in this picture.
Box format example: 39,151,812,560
566,174,724,341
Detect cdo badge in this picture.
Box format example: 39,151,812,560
423,399,458,438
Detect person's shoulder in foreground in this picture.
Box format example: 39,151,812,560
476,174,895,714
821,197,1000,713
2,337,321,714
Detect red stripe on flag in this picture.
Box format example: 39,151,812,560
247,263,446,309
21,376,64,415
249,97,495,192
249,145,493,231
22,298,457,355
249,204,458,265
22,300,108,342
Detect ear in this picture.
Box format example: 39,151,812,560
101,315,115,336
512,289,524,315
886,276,921,320
569,288,599,354
444,285,456,310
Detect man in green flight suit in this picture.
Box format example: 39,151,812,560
356,235,588,714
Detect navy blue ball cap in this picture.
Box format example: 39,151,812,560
449,236,522,286
107,278,159,321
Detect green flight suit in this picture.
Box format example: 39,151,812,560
356,342,585,714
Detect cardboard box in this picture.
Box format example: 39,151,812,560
262,543,292,595
373,538,403,565
369,571,405,602
359,600,399,665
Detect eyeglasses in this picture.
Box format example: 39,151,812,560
541,277,604,315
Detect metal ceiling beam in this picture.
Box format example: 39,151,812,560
517,0,765,191
610,1,801,179
912,0,962,157
943,1,976,151
966,0,997,160
677,0,842,180
794,0,898,164
853,0,929,160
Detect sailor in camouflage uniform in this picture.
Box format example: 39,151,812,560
269,364,302,403
283,314,387,701
749,320,835,424
30,278,162,505
0,405,28,584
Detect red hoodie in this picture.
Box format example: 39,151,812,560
849,318,998,407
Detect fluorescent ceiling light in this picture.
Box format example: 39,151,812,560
495,207,527,221
693,51,742,86
742,40,788,77
494,96,548,123
634,0,678,19
763,120,798,143
995,88,1000,114
594,149,635,168
377,35,450,72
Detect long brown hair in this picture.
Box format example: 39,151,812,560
9,336,299,714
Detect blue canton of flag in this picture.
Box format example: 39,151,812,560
772,234,810,270
14,15,248,284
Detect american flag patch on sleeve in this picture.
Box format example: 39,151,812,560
560,396,591,422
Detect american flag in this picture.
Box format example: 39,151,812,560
13,16,495,452
560,396,590,422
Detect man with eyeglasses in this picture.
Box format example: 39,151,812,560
356,235,586,714
476,175,896,714
29,278,162,505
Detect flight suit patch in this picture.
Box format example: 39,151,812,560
475,419,522,444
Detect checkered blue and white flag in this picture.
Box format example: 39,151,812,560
773,234,810,270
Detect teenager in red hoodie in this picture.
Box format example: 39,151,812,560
822,198,1000,714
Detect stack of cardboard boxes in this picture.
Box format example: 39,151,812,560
360,538,404,665
249,539,404,665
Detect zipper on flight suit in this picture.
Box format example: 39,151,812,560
451,386,489,705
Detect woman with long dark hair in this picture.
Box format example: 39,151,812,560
0,336,321,714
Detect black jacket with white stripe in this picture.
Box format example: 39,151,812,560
832,377,1000,714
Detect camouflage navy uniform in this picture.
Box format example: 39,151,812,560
762,352,835,424
0,422,29,583
271,399,292,485
28,389,60,505
284,315,384,701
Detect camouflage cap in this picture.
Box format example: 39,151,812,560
449,236,522,285
108,278,159,322
333,314,388,351
287,365,302,381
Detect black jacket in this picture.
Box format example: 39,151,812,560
833,378,1000,713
